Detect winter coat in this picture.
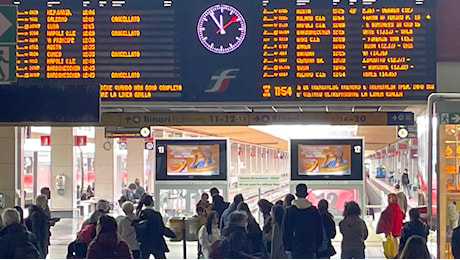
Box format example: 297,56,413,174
0,223,42,259
376,203,404,237
220,202,238,230
222,225,253,259
317,212,337,258
395,190,408,214
138,207,172,254
26,205,50,257
402,172,410,185
198,224,220,259
452,226,460,258
339,215,368,250
398,219,429,253
270,223,287,259
211,195,229,222
246,217,263,255
117,213,140,251
86,233,132,258
282,198,323,257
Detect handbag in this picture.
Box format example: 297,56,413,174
383,232,397,259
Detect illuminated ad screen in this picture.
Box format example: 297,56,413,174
291,139,363,180
12,0,435,101
155,139,227,181
166,144,220,176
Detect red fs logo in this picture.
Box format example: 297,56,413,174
205,68,240,93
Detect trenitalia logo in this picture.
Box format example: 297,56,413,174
205,68,240,93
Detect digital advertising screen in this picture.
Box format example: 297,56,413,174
298,144,351,176
6,0,435,103
291,139,363,180
167,144,220,176
156,139,227,181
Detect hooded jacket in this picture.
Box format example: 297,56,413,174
0,223,42,259
86,232,132,258
138,207,173,253
339,215,368,250
282,198,323,257
398,219,429,252
376,202,404,237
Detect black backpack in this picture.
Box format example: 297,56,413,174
209,237,230,259
131,218,148,242
14,240,41,259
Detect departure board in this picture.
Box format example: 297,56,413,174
9,0,435,102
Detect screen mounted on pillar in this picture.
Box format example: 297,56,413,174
155,139,228,181
291,138,364,180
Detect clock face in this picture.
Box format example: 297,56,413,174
197,4,246,54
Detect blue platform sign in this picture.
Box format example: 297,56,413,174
387,112,414,125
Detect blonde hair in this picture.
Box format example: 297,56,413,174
121,201,134,215
36,194,48,209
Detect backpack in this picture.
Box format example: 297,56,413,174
77,224,96,244
131,218,148,242
13,241,41,259
209,237,230,259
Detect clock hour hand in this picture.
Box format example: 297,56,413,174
210,12,226,35
216,16,237,34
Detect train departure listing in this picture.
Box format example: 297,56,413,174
11,0,435,102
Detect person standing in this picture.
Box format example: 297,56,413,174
398,208,429,256
198,211,220,259
117,201,140,259
449,201,459,233
270,205,287,259
317,199,337,259
237,202,263,256
197,193,211,214
283,183,323,259
26,195,51,258
377,193,405,250
134,178,145,200
221,211,253,259
394,184,408,216
339,201,368,259
209,188,229,223
401,169,411,198
137,195,175,259
220,194,244,230
87,215,132,259
451,219,460,258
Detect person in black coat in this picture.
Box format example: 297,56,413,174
452,223,460,258
26,195,51,258
137,195,175,259
316,199,337,259
237,202,263,256
221,211,253,259
210,187,229,223
398,208,429,255
0,208,42,258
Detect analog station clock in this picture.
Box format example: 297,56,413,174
197,4,246,54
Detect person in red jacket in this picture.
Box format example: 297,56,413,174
377,193,405,250
86,215,132,259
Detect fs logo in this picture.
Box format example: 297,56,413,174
205,68,240,93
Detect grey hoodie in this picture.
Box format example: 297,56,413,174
339,215,368,250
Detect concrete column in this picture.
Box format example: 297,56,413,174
0,127,19,212
94,127,117,202
126,139,144,186
50,127,75,210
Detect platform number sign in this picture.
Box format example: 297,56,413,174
158,145,165,154
354,145,361,154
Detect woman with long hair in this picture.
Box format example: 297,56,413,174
398,235,431,259
87,215,132,258
317,199,337,259
339,201,368,259
198,211,221,258
270,205,287,259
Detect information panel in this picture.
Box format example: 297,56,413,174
10,0,435,102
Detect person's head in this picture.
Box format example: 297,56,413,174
388,193,397,203
86,185,92,192
135,178,140,186
121,201,134,215
202,147,212,159
35,194,48,209
228,210,248,228
96,199,110,213
13,206,24,222
270,205,284,226
96,215,118,236
399,235,430,259
394,183,401,190
142,195,154,207
332,146,343,159
275,200,283,206
196,205,205,216
236,202,253,219
409,208,420,221
258,199,273,215
205,211,219,235
128,183,137,191
233,193,244,205
210,187,219,197
318,199,329,214
404,168,408,173
295,184,308,198
201,193,209,201
1,208,20,227
343,201,361,217
283,193,295,207
40,187,51,199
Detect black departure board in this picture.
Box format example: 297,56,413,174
9,0,435,102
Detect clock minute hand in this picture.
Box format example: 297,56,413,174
216,16,237,34
210,13,226,34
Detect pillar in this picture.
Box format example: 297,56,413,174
50,127,75,210
126,139,144,186
94,127,117,202
0,127,20,212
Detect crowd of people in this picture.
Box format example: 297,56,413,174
0,181,436,259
